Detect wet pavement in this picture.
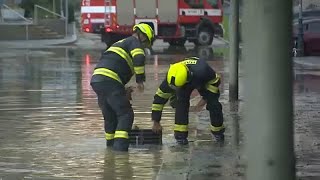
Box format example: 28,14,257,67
0,38,319,180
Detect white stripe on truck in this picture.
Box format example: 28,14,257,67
179,9,222,16
81,6,116,13
90,18,106,23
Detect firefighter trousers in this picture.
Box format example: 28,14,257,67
91,79,134,151
173,87,224,140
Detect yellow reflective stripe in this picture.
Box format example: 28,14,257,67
210,125,225,132
174,124,188,132
207,74,220,85
156,88,172,99
105,133,115,140
93,68,123,84
138,25,147,33
114,130,129,139
182,59,197,65
106,46,134,73
115,39,125,44
152,104,164,111
206,85,219,93
188,57,199,60
134,66,145,75
130,48,145,57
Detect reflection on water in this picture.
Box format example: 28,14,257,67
294,73,320,94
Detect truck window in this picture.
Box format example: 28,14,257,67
207,0,218,8
184,0,204,8
308,22,320,33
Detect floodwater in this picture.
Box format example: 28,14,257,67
0,46,223,180
0,45,319,180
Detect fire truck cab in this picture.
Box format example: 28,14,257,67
81,0,224,47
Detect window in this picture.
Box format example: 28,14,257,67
207,0,218,8
184,0,204,9
308,22,320,33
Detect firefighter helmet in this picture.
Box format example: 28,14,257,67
133,23,155,46
167,62,191,87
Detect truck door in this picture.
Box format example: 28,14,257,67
158,0,178,23
135,0,157,18
134,0,158,35
116,0,134,25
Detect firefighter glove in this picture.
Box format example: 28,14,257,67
125,86,134,100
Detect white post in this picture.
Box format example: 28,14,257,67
26,24,29,40
53,0,56,13
243,0,296,179
34,5,38,24
60,0,63,17
229,0,240,102
65,0,68,37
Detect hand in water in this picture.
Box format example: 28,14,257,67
125,86,134,100
152,121,162,134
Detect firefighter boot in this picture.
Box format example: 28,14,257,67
174,131,189,145
211,125,225,142
113,138,129,152
213,133,225,142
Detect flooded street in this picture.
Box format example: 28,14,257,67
0,44,319,180
0,46,220,180
0,47,165,180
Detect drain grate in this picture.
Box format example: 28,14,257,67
129,129,162,145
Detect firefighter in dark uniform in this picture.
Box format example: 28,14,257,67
151,57,225,145
90,23,155,151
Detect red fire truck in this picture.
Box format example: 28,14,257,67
81,0,224,47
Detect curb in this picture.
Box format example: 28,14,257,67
294,58,320,70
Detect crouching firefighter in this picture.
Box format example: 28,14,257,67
151,57,225,145
90,23,155,151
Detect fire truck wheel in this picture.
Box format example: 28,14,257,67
196,29,214,46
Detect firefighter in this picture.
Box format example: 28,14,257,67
151,57,225,145
90,23,155,151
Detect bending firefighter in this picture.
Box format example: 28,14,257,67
151,57,225,144
91,23,155,151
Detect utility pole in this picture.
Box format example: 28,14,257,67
229,0,240,102
297,0,304,56
243,0,295,179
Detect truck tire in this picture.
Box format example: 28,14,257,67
195,28,214,46
168,38,186,46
